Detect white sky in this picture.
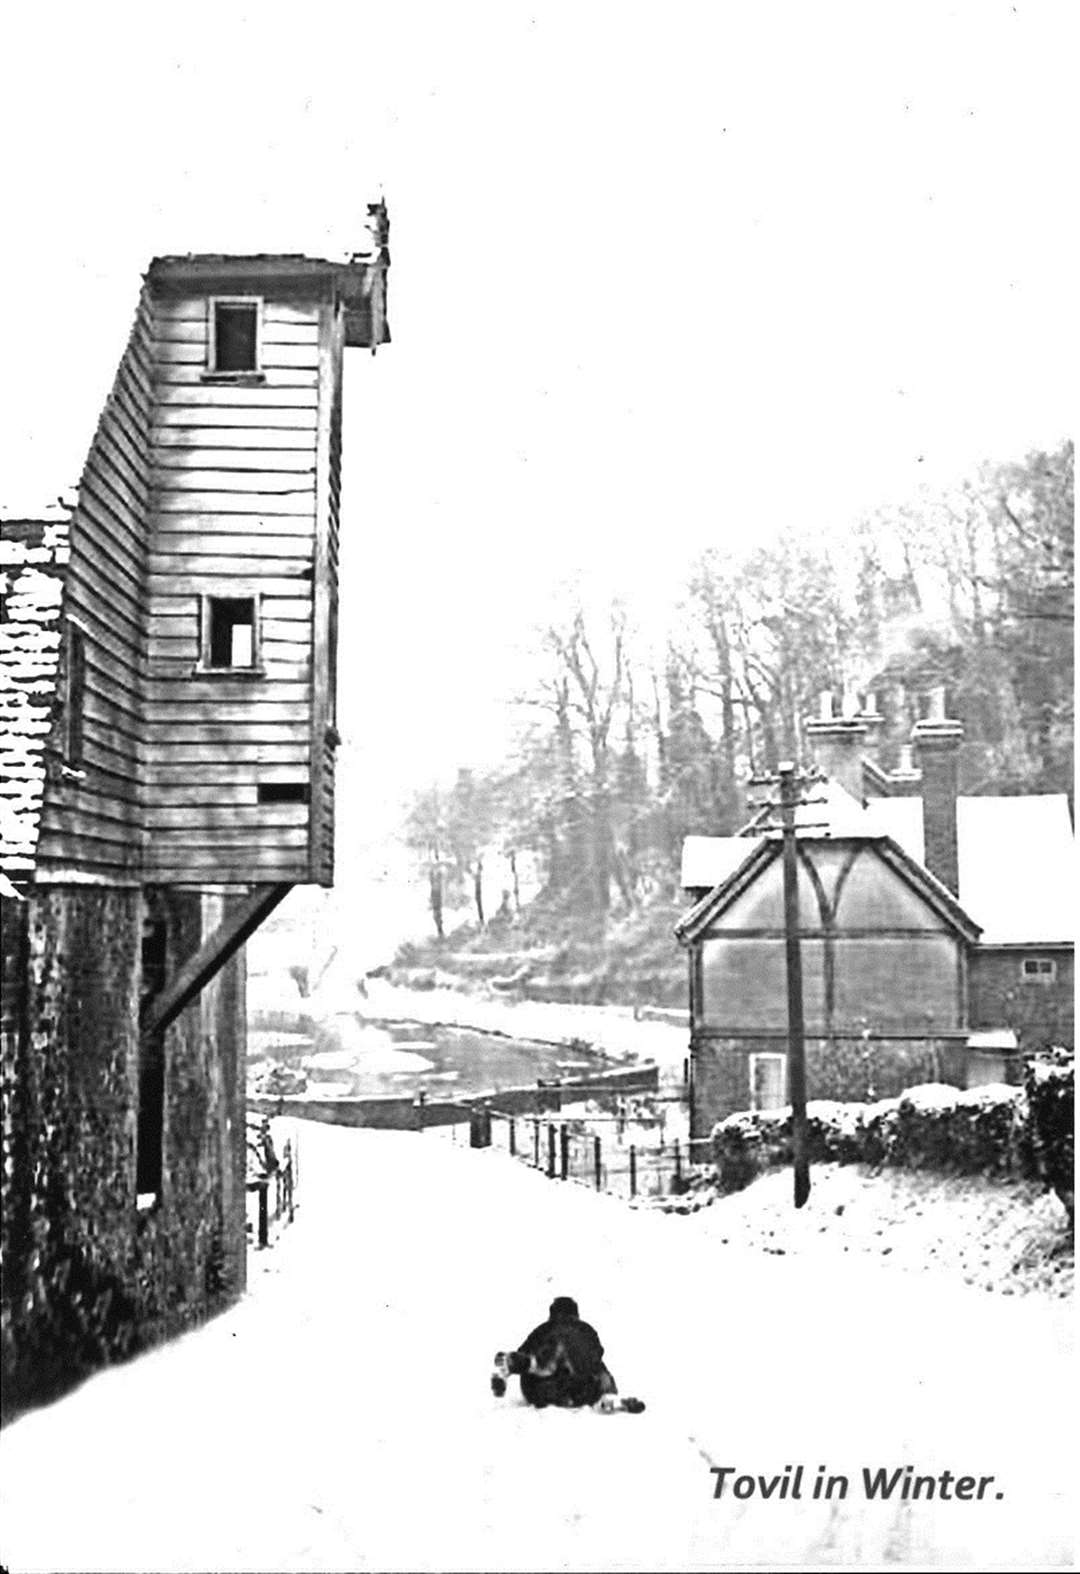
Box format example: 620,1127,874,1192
2,0,1076,855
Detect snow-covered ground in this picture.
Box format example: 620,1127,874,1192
1,1122,1073,1572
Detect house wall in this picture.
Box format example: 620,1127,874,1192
696,844,966,1037
143,285,335,884
35,287,155,877
0,885,246,1423
969,947,1074,1051
689,1032,967,1138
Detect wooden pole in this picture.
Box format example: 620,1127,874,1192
559,1124,569,1181
629,1144,637,1199
779,761,811,1208
594,1134,602,1190
547,1123,556,1178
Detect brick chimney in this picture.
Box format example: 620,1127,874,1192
911,686,963,896
804,690,872,804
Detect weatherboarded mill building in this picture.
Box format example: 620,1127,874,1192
0,218,389,1418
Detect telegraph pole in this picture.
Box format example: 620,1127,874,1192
778,762,810,1208
749,760,821,1208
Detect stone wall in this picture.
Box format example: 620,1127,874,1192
1,885,246,1423
689,1033,965,1139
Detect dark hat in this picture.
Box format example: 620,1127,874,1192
549,1296,579,1320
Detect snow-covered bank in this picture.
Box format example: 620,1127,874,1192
662,1162,1073,1299
0,1123,1072,1572
359,977,687,1073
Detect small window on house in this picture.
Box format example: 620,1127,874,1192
749,1052,787,1113
60,623,87,768
257,782,310,805
202,596,259,670
209,298,261,373
1021,957,1057,984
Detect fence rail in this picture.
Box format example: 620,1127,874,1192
454,1106,712,1200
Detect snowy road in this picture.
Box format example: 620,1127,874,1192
1,1122,1073,1571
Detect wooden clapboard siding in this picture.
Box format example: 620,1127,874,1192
308,301,345,885
36,283,154,873
154,448,316,473
143,292,327,879
155,426,316,450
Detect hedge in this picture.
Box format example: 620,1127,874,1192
711,1050,1074,1221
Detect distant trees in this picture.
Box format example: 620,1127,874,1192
399,443,1073,926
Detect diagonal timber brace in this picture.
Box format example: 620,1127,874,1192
141,883,292,1040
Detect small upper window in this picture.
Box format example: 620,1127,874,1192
1021,957,1057,984
202,596,259,670
209,298,260,373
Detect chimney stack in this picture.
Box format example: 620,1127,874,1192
911,686,963,896
805,689,872,804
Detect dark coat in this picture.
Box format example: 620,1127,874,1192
516,1312,613,1407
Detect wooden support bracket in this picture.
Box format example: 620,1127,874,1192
141,883,292,1040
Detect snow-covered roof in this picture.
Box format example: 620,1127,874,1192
681,787,1074,948
0,516,69,876
862,793,1074,946
680,835,753,890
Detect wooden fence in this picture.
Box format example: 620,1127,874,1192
461,1107,713,1200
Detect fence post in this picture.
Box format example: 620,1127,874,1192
258,1181,269,1248
547,1123,556,1178
673,1138,682,1189
470,1107,491,1149
508,1118,516,1158
533,1118,540,1167
594,1134,602,1190
559,1124,569,1181
629,1145,637,1200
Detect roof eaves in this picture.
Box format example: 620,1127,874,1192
873,836,983,942
674,839,776,945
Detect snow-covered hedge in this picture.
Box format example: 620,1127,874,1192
1022,1048,1074,1225
712,1057,1075,1218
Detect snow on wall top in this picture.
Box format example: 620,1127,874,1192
0,515,70,877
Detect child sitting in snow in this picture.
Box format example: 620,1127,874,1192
492,1296,644,1412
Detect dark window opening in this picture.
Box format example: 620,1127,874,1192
257,782,310,805
61,624,86,768
205,597,257,668
212,301,259,372
137,914,168,1201
1022,957,1056,984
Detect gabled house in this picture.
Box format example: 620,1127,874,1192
676,690,1074,1138
0,219,389,1419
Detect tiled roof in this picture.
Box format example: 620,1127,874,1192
0,516,69,876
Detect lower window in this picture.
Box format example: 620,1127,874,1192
749,1052,787,1112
